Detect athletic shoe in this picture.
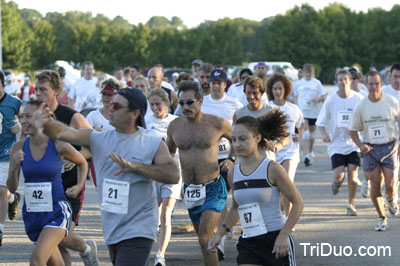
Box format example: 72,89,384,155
304,156,312,167
388,199,399,216
217,236,225,261
0,230,3,246
354,177,363,187
8,192,21,221
332,180,343,195
346,204,357,216
80,240,100,266
375,217,388,231
361,180,370,198
154,253,166,266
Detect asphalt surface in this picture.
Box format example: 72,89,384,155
1,133,400,266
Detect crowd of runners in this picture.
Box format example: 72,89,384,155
0,59,399,266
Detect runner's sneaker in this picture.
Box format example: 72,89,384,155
154,253,166,266
332,180,343,195
361,180,370,198
354,177,363,187
304,155,312,167
80,240,100,266
388,199,399,216
375,217,388,231
217,235,225,261
0,231,2,246
346,204,357,216
8,192,21,221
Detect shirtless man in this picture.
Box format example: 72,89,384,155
167,80,234,266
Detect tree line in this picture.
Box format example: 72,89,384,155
2,0,400,83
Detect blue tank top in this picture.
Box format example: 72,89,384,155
22,137,66,202
0,93,22,161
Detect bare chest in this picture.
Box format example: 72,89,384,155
173,124,221,150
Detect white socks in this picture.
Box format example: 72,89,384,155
8,194,15,204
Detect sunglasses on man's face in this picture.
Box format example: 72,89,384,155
178,99,198,106
111,102,130,111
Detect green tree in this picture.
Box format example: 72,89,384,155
31,19,56,69
1,0,33,70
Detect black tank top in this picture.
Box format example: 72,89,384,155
53,104,80,189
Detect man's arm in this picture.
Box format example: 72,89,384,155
70,112,93,159
166,121,178,156
110,140,180,184
349,130,371,153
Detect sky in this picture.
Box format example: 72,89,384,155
9,0,399,28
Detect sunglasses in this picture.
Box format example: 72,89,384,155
178,99,198,106
111,102,130,111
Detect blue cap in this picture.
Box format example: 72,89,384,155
209,69,227,82
256,62,267,68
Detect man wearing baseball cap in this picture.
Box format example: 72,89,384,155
255,61,268,86
34,86,179,265
202,68,242,260
192,59,203,80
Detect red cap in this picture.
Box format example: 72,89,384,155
101,84,117,95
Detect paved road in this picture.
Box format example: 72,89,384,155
1,134,399,265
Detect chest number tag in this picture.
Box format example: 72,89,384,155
238,202,267,238
368,124,388,144
25,182,53,212
101,179,130,214
184,184,206,209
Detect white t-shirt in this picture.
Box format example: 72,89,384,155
269,101,304,156
5,82,20,96
316,91,364,156
294,77,326,118
382,85,400,107
86,109,114,132
84,87,103,109
69,77,97,111
201,94,243,159
348,93,399,144
145,114,178,140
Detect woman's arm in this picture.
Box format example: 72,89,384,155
7,141,25,193
208,168,240,251
269,161,304,259
56,141,88,198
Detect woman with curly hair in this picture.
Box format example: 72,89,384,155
209,109,303,266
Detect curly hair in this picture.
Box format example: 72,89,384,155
266,73,292,101
101,77,122,90
234,109,288,150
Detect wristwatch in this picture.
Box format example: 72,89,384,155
222,224,231,233
228,156,236,162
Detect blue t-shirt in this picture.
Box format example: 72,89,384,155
0,93,22,161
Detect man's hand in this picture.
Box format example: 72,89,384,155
33,103,54,130
360,143,372,154
110,152,136,175
10,118,21,134
322,135,331,142
63,160,76,171
219,159,234,172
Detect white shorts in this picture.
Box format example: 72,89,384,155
155,178,182,203
0,161,10,186
276,150,300,165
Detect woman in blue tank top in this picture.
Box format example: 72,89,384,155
209,109,304,266
7,100,88,266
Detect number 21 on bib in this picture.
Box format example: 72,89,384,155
101,179,130,214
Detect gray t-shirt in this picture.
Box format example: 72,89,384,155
235,103,274,119
90,127,162,245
